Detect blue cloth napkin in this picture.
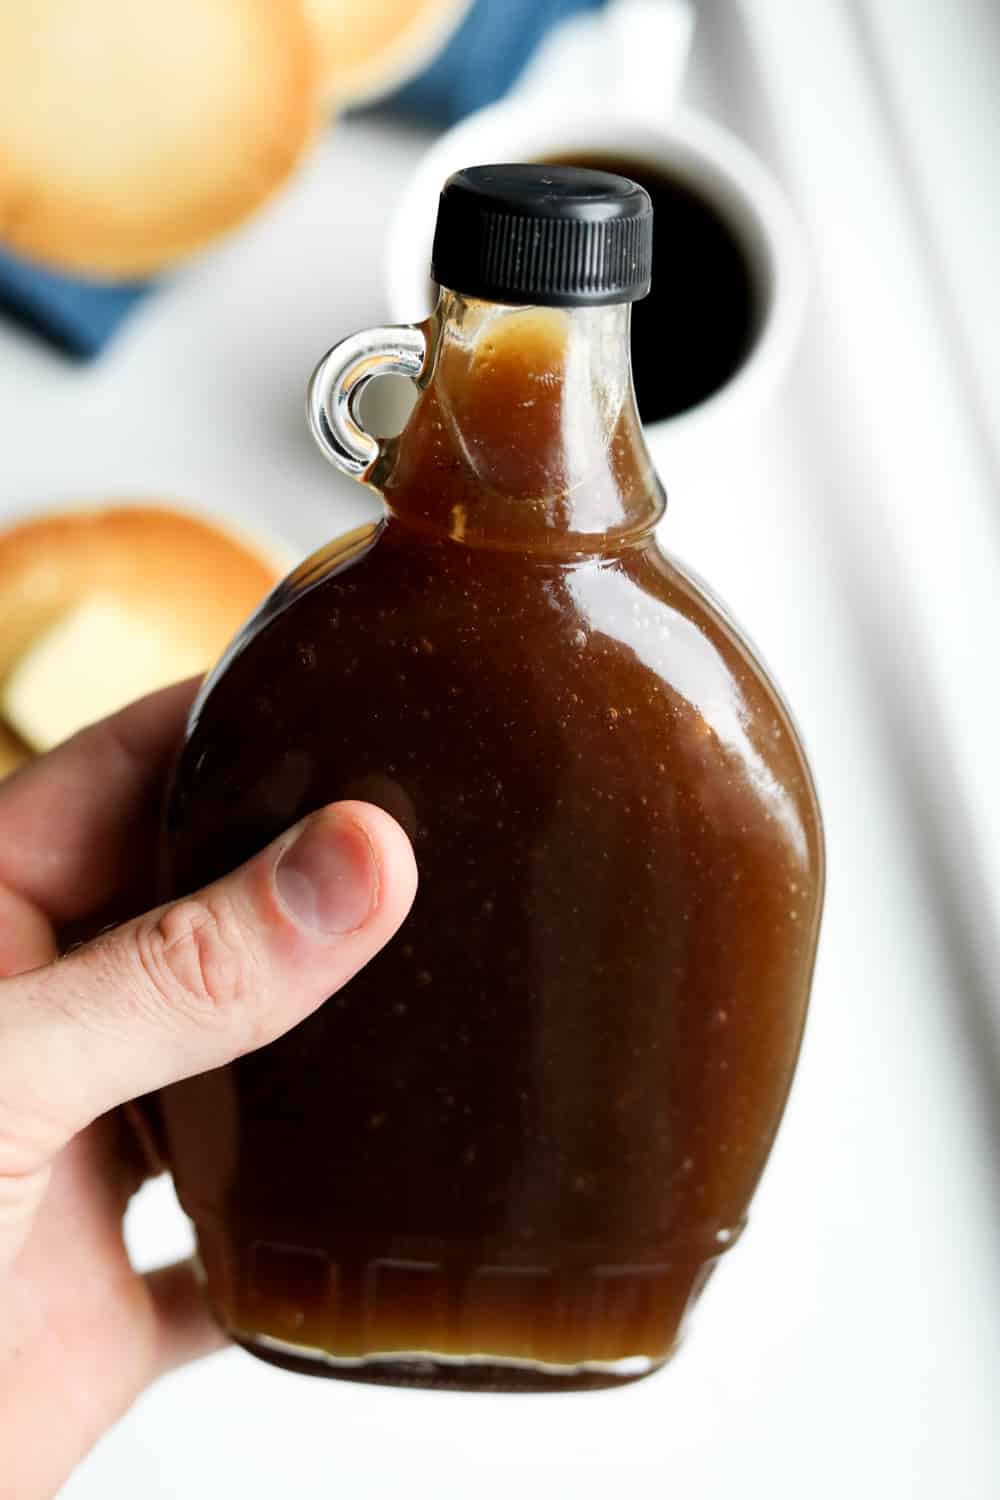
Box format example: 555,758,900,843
0,246,150,359
380,0,605,126
0,0,605,358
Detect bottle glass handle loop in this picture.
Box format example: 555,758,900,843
307,324,428,479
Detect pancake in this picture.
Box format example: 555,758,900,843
306,0,471,105
0,502,289,764
0,0,321,276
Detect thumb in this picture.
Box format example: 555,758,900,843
0,802,417,1175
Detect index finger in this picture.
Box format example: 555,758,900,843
0,677,199,924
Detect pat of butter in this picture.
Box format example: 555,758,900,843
2,594,205,752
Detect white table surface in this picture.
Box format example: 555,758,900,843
0,5,996,1497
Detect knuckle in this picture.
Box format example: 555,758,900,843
134,897,251,1025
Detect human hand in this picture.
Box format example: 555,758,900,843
0,681,418,1497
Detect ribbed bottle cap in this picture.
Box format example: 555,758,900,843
431,163,653,308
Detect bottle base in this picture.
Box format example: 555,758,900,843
232,1330,663,1392
189,1219,719,1391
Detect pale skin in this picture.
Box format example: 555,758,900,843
0,681,418,1498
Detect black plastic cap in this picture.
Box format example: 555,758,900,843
430,163,653,308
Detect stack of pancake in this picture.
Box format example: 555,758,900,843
0,504,290,776
0,0,470,278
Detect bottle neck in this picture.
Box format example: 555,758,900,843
379,288,664,553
